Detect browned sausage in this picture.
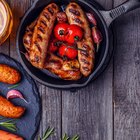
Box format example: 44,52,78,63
66,2,95,77
0,64,21,84
28,3,59,68
23,19,37,52
0,95,25,118
23,20,81,80
0,130,24,140
45,53,81,80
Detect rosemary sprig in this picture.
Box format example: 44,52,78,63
62,133,69,140
38,127,79,140
38,127,55,140
0,119,17,132
71,135,80,140
62,43,87,53
42,127,54,140
8,83,20,89
38,136,41,140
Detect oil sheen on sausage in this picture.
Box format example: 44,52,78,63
66,2,95,77
29,3,59,68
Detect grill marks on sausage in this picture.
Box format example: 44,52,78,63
80,49,89,57
23,39,30,46
26,3,59,68
80,58,90,65
37,34,42,42
82,67,90,71
69,9,80,16
80,44,90,69
40,19,47,26
34,55,40,63
66,3,94,76
38,26,45,34
83,44,89,50
75,18,83,24
34,41,42,53
23,33,32,49
47,7,54,15
38,6,56,36
43,12,50,21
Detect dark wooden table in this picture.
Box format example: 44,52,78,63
1,0,140,139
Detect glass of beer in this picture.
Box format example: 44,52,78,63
0,0,13,45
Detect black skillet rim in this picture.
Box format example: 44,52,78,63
16,0,109,89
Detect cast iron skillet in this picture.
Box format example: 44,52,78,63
17,0,140,89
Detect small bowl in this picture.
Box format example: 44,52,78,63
0,0,13,45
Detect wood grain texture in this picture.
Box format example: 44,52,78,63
5,0,62,139
36,86,62,140
5,0,140,140
0,39,9,54
113,0,140,140
61,0,113,140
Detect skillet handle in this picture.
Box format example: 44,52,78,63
100,0,140,27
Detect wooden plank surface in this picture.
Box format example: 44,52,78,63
61,0,113,140
1,0,114,139
9,0,62,139
2,0,140,140
4,0,62,139
113,0,140,140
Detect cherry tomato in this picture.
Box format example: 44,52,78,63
49,39,61,53
59,44,78,59
66,24,83,44
54,23,69,41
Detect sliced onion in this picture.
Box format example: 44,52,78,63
86,13,97,26
7,90,29,104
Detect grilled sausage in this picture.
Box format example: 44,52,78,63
66,2,95,77
23,19,37,52
23,21,81,80
28,3,59,68
45,53,81,80
0,130,24,140
0,95,25,118
0,64,21,84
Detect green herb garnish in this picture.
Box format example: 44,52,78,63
38,127,54,140
8,84,20,89
0,118,17,131
38,127,79,140
62,133,69,140
71,135,80,140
